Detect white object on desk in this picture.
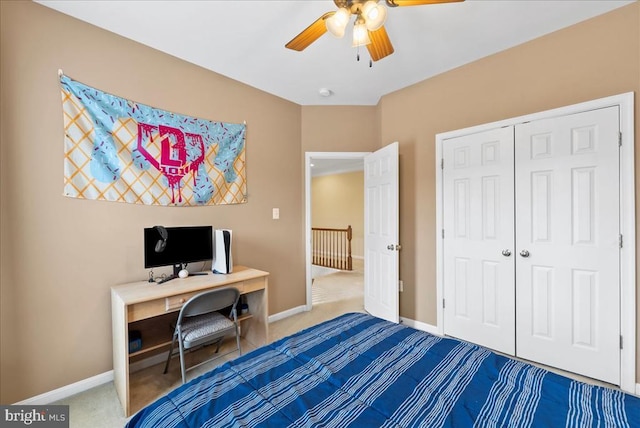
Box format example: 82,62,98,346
212,229,233,274
178,269,189,278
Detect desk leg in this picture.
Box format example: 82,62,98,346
243,282,268,348
111,291,130,416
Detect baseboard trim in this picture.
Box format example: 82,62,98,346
400,317,440,335
14,371,113,405
268,305,308,323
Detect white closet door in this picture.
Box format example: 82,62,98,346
515,106,620,384
443,127,516,355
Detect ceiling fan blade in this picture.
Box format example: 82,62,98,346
367,26,394,62
385,0,464,6
285,12,335,51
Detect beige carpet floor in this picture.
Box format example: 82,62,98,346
53,264,364,427
312,259,364,306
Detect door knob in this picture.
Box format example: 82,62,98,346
387,245,394,250
502,249,511,257
519,249,530,258
386,244,402,251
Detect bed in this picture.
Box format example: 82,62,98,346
127,312,640,427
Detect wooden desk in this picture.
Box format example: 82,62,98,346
111,266,269,416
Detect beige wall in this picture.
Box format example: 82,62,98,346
2,1,639,404
0,1,306,403
301,106,380,153
312,171,365,258
379,3,640,380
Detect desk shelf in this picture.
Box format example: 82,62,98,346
129,340,171,359
128,312,176,361
237,313,253,322
129,313,254,359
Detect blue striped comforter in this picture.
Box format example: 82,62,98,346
127,313,640,427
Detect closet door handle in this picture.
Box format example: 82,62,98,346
501,249,511,257
519,249,530,258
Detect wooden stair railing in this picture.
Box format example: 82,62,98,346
312,225,353,271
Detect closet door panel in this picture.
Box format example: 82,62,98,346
515,106,620,385
443,127,516,355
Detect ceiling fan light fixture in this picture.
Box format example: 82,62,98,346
362,1,387,31
352,17,371,47
326,8,350,38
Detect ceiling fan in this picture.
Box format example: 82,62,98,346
285,0,464,62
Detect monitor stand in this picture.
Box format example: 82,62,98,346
156,264,182,285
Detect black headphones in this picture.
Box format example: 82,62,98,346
154,225,168,253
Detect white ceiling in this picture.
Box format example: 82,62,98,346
311,158,364,177
37,0,633,106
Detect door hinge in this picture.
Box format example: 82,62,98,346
442,299,446,309
441,158,444,170
620,335,623,350
442,229,445,239
619,132,622,147
619,234,623,249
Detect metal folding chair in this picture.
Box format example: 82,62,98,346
163,287,241,384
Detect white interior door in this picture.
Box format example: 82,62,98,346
364,142,399,323
515,106,620,385
442,127,516,355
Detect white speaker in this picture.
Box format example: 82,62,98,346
212,229,233,274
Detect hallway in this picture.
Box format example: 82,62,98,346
312,259,364,306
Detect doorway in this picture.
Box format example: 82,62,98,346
305,152,368,311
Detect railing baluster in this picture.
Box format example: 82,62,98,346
311,226,353,271
347,225,352,271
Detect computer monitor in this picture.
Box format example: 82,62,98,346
144,226,213,282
